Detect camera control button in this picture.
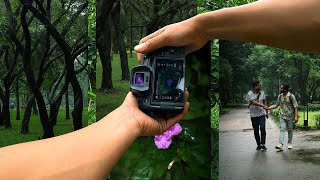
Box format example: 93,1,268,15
144,98,149,104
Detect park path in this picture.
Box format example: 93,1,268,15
219,106,320,180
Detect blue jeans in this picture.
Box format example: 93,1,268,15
251,115,266,146
279,118,293,144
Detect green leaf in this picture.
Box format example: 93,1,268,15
129,158,169,180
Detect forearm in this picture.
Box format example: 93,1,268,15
268,105,278,109
193,0,320,52
294,107,298,118
0,106,139,179
251,100,264,107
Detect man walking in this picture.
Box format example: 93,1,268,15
268,84,298,151
247,80,268,151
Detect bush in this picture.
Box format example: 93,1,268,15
299,104,320,111
314,114,320,129
270,108,280,122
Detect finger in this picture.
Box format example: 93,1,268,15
184,89,189,102
137,52,142,62
165,102,190,128
123,92,138,106
135,29,165,62
134,28,164,53
134,33,167,54
139,27,165,45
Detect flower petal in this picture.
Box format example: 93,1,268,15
154,135,172,149
165,123,183,137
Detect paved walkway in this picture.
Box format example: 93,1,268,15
219,106,320,180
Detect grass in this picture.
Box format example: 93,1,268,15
296,111,319,129
96,53,138,120
0,108,88,147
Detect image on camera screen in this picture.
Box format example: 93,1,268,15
154,59,184,102
135,73,144,85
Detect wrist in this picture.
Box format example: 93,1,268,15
105,105,141,139
190,13,211,41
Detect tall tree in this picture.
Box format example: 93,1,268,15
96,0,116,90
15,79,20,120
111,0,129,80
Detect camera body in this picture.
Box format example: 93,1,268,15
130,46,185,115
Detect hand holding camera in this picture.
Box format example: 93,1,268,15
130,47,186,118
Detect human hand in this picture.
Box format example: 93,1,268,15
294,116,298,123
266,113,269,119
119,90,190,136
134,18,208,61
263,105,269,110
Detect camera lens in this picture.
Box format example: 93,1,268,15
135,73,144,85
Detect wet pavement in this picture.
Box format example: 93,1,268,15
219,106,320,180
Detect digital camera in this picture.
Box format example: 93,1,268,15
130,46,185,116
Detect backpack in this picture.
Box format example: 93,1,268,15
248,91,261,108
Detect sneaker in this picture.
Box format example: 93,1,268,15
256,145,261,150
275,144,283,151
261,144,267,151
288,143,293,149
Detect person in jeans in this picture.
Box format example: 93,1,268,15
247,80,268,151
267,84,298,151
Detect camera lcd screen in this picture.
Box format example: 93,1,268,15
154,59,184,102
135,73,144,85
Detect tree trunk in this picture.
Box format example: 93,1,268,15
129,8,133,58
98,17,113,90
0,92,4,126
3,88,11,128
32,99,38,115
97,0,116,90
311,82,319,102
65,87,70,119
70,74,83,130
21,94,35,134
49,95,63,127
112,1,129,80
296,59,309,105
15,79,21,120
20,6,53,139
0,109,3,126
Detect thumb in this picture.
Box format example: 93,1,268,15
123,92,138,107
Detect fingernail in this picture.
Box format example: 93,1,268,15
134,43,146,51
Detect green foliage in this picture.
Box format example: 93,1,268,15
88,90,96,125
220,41,320,106
246,45,320,104
211,104,219,180
88,0,97,125
270,107,320,129
302,104,320,112
315,114,320,129
197,0,256,11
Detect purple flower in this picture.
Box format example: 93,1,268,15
154,134,172,149
164,123,183,137
154,123,183,149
